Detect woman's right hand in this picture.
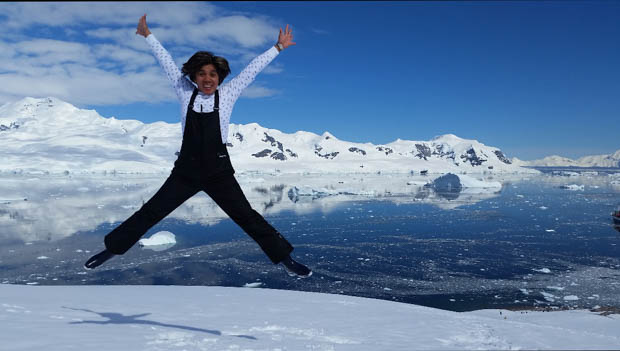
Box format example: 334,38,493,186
136,14,151,38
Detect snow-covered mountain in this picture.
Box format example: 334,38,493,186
0,97,533,174
513,151,620,168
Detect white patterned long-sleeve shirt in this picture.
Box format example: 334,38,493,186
145,34,279,143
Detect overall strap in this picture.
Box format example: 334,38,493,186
214,89,219,111
188,88,199,109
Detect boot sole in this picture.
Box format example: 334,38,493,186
285,269,313,278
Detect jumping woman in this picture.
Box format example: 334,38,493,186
85,14,312,278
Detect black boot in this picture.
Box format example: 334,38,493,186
84,249,115,269
281,255,312,278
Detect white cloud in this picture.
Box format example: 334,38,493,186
311,28,330,35
263,64,284,75
0,60,174,106
85,27,148,51
0,2,216,28
241,85,280,99
0,2,284,107
93,44,156,70
14,39,96,67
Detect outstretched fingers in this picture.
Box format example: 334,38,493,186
136,14,151,37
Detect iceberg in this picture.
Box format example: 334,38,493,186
138,231,176,251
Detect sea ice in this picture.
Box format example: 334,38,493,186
138,231,176,251
533,268,551,274
541,292,556,302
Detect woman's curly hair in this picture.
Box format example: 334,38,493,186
182,51,231,85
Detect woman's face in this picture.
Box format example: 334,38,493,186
195,64,219,95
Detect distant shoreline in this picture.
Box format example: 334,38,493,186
526,166,620,174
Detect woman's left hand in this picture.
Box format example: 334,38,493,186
277,24,296,50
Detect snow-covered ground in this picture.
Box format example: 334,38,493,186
1,284,619,350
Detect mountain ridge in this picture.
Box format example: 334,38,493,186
512,151,620,168
0,97,537,174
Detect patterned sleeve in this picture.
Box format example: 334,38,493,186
222,46,279,103
145,34,194,102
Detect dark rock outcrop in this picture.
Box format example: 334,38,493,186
285,148,298,158
314,144,339,159
461,148,487,166
0,122,19,131
252,149,272,158
415,144,431,160
271,152,286,161
349,147,366,156
376,146,393,155
493,150,512,164
262,132,284,152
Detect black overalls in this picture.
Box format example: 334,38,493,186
104,88,293,264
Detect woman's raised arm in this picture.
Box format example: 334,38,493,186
224,24,296,102
137,14,192,104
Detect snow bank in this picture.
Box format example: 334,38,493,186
1,285,618,351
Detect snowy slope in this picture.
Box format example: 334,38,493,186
0,97,534,174
513,150,620,168
1,285,618,350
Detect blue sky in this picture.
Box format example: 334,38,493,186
0,1,618,160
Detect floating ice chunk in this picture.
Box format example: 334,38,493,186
563,295,579,301
546,286,565,291
539,206,548,210
541,292,556,302
244,282,263,288
533,268,551,274
545,229,556,233
37,256,49,260
288,186,341,200
516,194,524,198
138,231,176,251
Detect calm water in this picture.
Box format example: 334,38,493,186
1,171,619,312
